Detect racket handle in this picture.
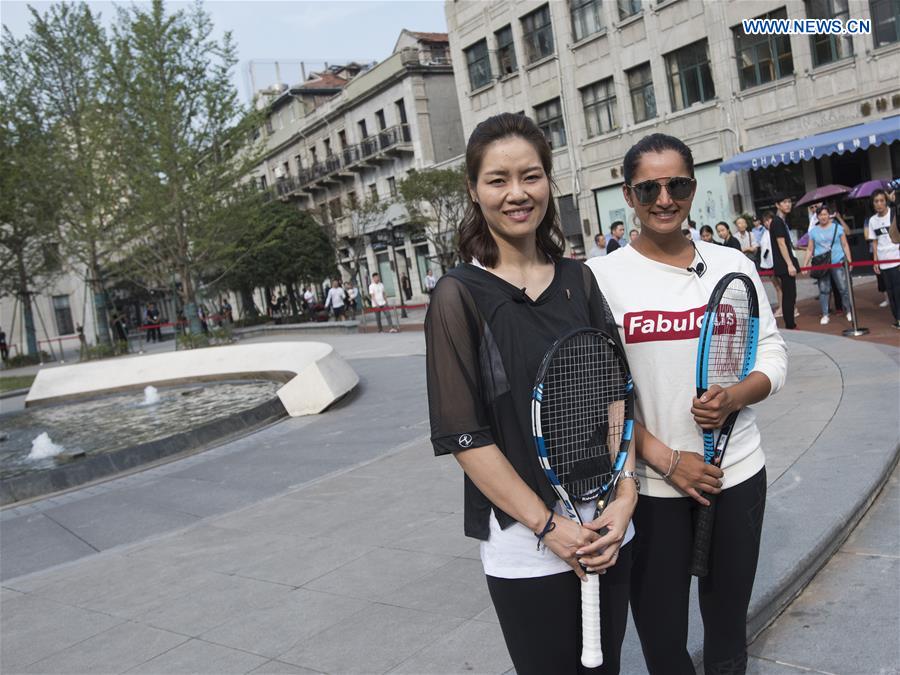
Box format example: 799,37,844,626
689,493,718,577
580,573,603,668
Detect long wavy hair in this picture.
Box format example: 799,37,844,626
458,113,564,267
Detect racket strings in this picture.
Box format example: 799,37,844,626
541,334,626,500
707,282,752,388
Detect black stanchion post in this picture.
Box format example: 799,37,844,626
842,260,869,337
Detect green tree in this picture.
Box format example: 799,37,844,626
341,196,389,300
0,27,61,357
107,0,264,333
398,166,468,272
18,3,123,346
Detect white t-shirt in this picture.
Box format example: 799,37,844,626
867,212,900,271
325,287,345,309
425,274,437,291
481,498,636,579
303,290,315,304
348,287,359,301
369,282,388,307
758,228,774,270
587,243,788,498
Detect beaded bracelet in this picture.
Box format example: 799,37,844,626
534,511,556,550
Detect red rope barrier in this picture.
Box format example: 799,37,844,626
758,258,900,276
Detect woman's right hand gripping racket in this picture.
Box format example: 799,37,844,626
690,272,760,578
531,328,634,668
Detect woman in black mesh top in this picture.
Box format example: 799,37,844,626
425,113,638,674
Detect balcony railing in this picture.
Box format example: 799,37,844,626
269,124,413,200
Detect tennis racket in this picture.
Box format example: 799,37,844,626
690,272,759,578
531,327,634,668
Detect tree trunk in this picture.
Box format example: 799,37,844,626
16,252,38,356
88,259,112,346
286,283,299,318
179,264,202,335
240,286,258,318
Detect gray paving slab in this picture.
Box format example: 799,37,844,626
0,592,124,671
387,618,512,674
376,557,492,620
201,589,371,659
0,512,98,580
248,660,322,674
125,638,270,674
276,602,463,674
18,620,189,674
136,571,295,637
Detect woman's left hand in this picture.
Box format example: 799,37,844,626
691,384,740,429
575,493,636,572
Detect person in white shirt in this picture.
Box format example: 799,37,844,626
867,189,900,328
303,287,315,312
587,233,606,258
424,269,437,295
588,133,787,675
368,273,398,333
345,282,359,320
324,280,346,321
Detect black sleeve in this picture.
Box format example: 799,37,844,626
606,239,620,253
424,277,495,456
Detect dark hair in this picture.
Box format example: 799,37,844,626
681,228,691,236
699,225,714,236
459,113,564,266
716,221,730,231
594,233,604,244
815,205,830,216
872,189,888,206
762,210,774,222
623,133,695,185
774,193,793,204
611,220,625,231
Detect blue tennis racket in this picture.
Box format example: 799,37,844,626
690,272,759,578
531,327,634,668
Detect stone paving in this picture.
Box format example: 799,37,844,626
0,329,897,674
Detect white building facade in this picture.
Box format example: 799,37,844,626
253,31,466,305
445,0,900,256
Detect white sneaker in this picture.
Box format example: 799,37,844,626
820,315,830,325
846,312,852,322
880,299,889,308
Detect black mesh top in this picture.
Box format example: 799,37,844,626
424,258,621,540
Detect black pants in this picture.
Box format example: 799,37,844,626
776,274,796,328
487,542,632,675
630,469,766,675
882,265,900,321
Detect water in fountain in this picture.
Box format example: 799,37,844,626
28,432,65,460
142,385,160,405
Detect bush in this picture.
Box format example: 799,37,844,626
3,351,51,368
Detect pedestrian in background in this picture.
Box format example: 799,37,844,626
734,215,758,263
369,273,398,333
606,221,626,253
699,225,715,243
770,195,799,329
587,232,607,258
716,222,741,251
0,325,8,362
325,279,346,321
803,205,853,326
867,189,900,329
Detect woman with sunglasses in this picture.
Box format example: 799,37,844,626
426,113,637,674
587,134,787,675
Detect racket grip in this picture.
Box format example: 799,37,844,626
689,493,718,578
580,573,603,668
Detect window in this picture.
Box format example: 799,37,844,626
375,109,387,130
870,0,900,47
295,154,304,172
465,39,492,90
666,40,715,111
522,5,555,63
807,0,853,65
347,191,358,210
265,117,274,135
53,295,75,336
329,197,343,219
388,176,398,197
259,175,267,190
627,63,657,122
535,98,567,148
733,8,794,89
495,25,518,75
310,147,318,166
338,130,347,149
582,78,618,137
282,161,290,177
618,0,642,19
571,0,604,41
358,119,368,138
396,98,408,124
324,139,332,157
369,183,379,201
318,202,330,224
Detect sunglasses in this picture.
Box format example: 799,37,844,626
626,177,696,205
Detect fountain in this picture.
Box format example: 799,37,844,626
1,342,358,505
